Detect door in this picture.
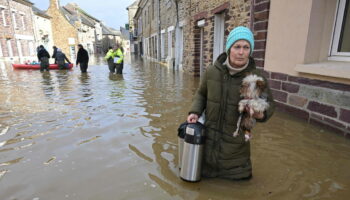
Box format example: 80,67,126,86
213,13,225,62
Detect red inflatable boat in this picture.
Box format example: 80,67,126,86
12,63,74,70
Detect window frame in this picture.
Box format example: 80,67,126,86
1,7,7,26
329,0,350,61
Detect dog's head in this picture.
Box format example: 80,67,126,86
240,74,266,99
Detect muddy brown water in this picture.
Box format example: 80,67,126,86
0,56,350,200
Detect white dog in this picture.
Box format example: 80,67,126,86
233,74,269,141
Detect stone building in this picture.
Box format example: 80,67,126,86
133,0,187,68
63,3,103,55
61,4,96,55
158,0,187,68
32,6,54,60
0,0,14,60
138,0,159,61
181,0,252,75
133,3,143,56
47,0,78,60
101,23,121,53
257,0,350,136
0,0,35,61
131,0,350,135
127,0,139,53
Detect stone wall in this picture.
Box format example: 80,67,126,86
253,0,350,136
1,0,35,59
182,0,251,75
0,0,13,57
47,0,78,58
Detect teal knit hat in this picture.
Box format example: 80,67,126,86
226,26,254,55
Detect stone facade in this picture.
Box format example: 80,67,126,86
47,0,78,60
182,0,251,75
127,0,139,53
0,0,14,58
253,0,350,136
63,3,98,55
0,0,35,60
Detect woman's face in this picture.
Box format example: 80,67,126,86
229,40,250,68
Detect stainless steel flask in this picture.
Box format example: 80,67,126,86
180,122,205,182
177,122,187,169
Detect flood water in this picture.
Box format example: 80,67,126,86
0,55,350,200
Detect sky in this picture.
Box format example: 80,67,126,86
29,0,136,29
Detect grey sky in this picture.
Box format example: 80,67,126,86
30,0,136,29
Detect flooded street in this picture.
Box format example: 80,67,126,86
1,55,350,200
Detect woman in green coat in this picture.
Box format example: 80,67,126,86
187,26,275,180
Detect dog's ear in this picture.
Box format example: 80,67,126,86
256,80,266,93
240,82,249,95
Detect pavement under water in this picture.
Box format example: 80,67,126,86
0,55,350,200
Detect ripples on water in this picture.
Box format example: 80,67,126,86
0,56,350,199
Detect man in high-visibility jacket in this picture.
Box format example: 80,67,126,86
104,47,115,73
112,44,124,74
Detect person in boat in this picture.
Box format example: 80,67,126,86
37,45,50,72
55,48,71,70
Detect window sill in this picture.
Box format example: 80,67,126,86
295,61,350,80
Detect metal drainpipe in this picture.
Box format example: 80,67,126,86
157,0,161,61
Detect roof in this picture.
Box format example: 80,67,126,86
32,6,51,19
101,24,121,36
61,6,95,28
13,0,33,6
127,0,139,10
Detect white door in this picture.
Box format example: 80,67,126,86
17,40,23,58
161,32,165,60
168,30,173,60
7,40,13,57
0,40,3,57
213,13,225,62
175,27,184,70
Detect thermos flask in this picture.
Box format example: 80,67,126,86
180,122,205,182
177,122,188,169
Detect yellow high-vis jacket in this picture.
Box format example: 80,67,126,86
104,49,114,60
112,48,124,64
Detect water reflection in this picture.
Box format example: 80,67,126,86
79,73,92,100
41,72,54,98
0,56,350,199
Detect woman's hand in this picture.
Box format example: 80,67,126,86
187,113,199,123
245,106,264,119
252,111,264,119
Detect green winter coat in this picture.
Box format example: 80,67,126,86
189,52,275,180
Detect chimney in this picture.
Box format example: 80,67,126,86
50,0,60,9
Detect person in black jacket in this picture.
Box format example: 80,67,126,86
37,45,50,72
52,46,58,64
76,44,89,73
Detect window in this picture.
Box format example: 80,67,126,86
7,39,13,57
20,14,25,30
1,7,7,26
0,40,3,57
28,41,34,56
11,10,17,29
330,0,350,58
